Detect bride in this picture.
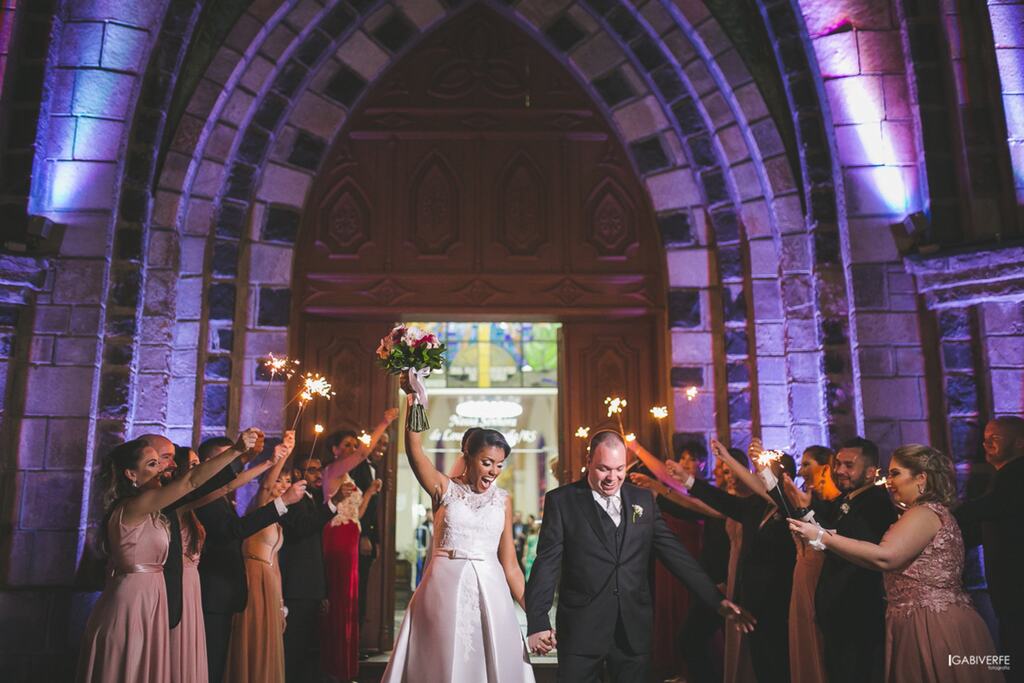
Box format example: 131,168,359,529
382,394,536,682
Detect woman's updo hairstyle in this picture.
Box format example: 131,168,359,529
99,438,149,555
102,438,149,508
890,444,957,507
464,428,511,460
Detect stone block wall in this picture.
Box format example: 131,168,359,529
798,0,932,457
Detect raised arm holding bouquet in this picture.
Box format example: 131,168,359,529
376,325,446,433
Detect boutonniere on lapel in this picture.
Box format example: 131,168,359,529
631,504,644,523
839,502,850,516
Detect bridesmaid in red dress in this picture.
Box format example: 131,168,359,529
650,444,705,680
790,444,1002,683
76,430,259,683
321,471,381,680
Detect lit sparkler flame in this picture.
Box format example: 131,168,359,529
649,406,668,420
301,373,336,400
314,424,324,435
358,431,372,447
605,396,627,417
685,386,698,401
575,426,590,439
625,433,636,442
875,476,887,486
262,353,299,378
756,448,785,469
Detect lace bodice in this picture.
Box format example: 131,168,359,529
435,479,508,557
883,502,973,618
329,474,363,527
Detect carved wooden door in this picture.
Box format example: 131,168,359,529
558,317,669,482
297,318,397,650
291,5,670,652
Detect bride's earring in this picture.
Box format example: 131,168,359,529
917,484,924,495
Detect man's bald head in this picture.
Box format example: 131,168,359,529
984,417,1024,469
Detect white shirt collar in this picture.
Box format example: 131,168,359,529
590,487,622,505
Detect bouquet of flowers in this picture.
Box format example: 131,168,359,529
376,324,446,432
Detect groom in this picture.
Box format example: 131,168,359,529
525,430,754,681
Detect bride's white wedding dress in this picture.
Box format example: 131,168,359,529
382,479,535,682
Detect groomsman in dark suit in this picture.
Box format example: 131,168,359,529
351,432,386,624
803,437,897,683
956,417,1024,682
281,452,339,683
193,436,306,683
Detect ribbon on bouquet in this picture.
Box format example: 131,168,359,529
405,367,432,433
406,367,430,410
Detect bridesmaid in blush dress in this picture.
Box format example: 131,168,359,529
790,444,1002,683
789,445,837,683
76,430,260,683
169,447,209,683
224,438,295,683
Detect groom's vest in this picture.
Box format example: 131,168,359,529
594,498,626,556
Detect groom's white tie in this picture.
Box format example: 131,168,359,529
599,494,622,527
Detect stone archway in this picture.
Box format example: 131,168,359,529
291,7,671,647
141,0,830,457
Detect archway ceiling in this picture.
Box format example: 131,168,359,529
160,0,800,190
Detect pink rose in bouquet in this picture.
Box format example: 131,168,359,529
376,325,446,432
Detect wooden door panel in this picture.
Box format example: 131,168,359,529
558,317,668,482
393,141,477,272
480,140,563,271
308,140,388,271
568,141,653,274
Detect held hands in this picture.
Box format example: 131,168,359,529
787,517,831,542
664,459,688,483
281,429,295,453
367,478,383,496
748,437,765,470
717,599,757,634
383,407,399,424
282,479,308,505
338,481,358,499
235,428,264,455
527,629,557,655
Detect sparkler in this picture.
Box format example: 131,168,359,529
258,353,300,411
756,448,785,470
754,448,793,517
605,396,627,437
649,405,671,460
358,431,372,447
575,426,591,458
684,386,698,401
625,432,636,442
289,373,336,430
310,423,324,456
874,476,887,486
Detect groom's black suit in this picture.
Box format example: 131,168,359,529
525,480,723,681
